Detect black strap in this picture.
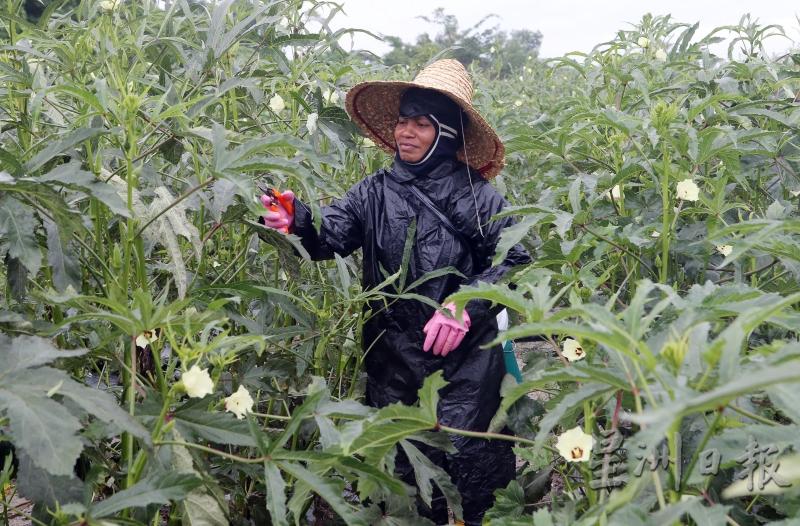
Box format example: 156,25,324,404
404,183,473,255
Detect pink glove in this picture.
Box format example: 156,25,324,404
260,190,295,233
423,302,471,357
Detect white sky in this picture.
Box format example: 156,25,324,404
330,0,799,58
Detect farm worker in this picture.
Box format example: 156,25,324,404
260,59,531,524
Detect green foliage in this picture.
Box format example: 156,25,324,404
1,0,799,523
454,12,800,525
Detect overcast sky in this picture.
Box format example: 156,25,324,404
330,0,799,58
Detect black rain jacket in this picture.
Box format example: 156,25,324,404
292,158,531,429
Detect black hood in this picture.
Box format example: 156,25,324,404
395,87,468,176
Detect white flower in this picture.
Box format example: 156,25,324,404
182,365,214,398
716,244,733,257
555,426,594,462
655,49,668,62
135,330,157,348
99,0,116,12
519,75,524,81
651,230,661,238
676,179,700,202
606,184,622,201
224,385,254,419
637,36,650,48
562,338,586,362
514,100,523,107
269,93,285,113
490,46,496,54
363,137,375,147
790,190,800,197
306,112,318,134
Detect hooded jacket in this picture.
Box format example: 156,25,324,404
291,157,531,428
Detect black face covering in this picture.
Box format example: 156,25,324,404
395,87,468,177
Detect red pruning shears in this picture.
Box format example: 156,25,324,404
259,185,294,233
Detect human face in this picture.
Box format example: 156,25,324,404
394,115,436,163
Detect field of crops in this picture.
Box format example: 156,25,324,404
1,1,800,524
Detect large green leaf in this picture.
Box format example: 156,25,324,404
399,440,463,520
0,335,149,479
33,162,130,217
633,360,800,442
16,452,85,509
0,196,42,275
278,461,365,526
264,461,288,526
172,409,257,447
349,373,446,459
0,389,82,476
0,147,23,176
13,367,150,444
44,218,80,292
0,334,85,377
5,255,28,302
89,471,203,518
24,127,107,172
492,213,546,266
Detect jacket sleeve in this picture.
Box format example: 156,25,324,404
290,180,366,261
459,182,532,324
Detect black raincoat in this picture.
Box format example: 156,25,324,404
291,157,531,524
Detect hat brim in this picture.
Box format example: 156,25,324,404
345,81,505,179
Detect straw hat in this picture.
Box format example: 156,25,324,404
345,59,505,179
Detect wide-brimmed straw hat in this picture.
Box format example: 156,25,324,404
345,59,505,179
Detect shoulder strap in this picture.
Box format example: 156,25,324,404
405,183,473,252
385,170,475,263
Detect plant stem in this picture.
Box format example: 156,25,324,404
682,410,722,489
125,335,137,488
660,141,671,284
729,405,776,426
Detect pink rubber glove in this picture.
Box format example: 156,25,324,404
423,302,471,357
260,190,295,233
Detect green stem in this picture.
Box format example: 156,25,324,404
682,411,722,489
729,405,776,426
156,422,561,466
124,335,137,488
583,400,597,506
129,386,176,485
659,141,671,284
